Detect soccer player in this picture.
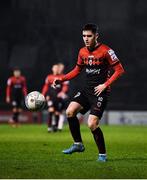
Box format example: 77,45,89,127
53,23,125,162
6,67,27,127
57,63,70,131
42,64,69,132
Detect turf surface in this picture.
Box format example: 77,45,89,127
0,124,147,179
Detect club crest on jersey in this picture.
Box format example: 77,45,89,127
88,55,94,66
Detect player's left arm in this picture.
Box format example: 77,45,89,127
94,49,125,96
42,76,50,96
104,62,124,87
53,65,83,88
22,77,28,96
53,49,85,88
6,78,12,103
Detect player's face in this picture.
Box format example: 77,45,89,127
52,65,59,75
13,70,21,77
58,64,64,74
82,30,98,48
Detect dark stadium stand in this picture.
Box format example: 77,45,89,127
0,0,147,110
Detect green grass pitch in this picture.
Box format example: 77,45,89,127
0,124,147,179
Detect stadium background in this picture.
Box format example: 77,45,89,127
0,0,147,122
0,1,147,179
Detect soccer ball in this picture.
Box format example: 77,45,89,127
25,91,45,111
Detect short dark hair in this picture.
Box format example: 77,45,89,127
82,23,98,34
13,67,21,71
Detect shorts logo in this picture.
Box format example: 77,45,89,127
97,96,103,107
12,101,17,106
97,102,101,107
74,92,81,98
98,97,103,102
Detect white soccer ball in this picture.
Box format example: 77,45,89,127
25,91,45,111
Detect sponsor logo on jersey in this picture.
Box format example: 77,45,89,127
86,68,100,75
14,84,22,88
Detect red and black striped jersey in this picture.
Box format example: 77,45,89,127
77,44,119,88
6,76,27,98
62,43,124,94
42,74,69,97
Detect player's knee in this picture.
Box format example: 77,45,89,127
88,118,99,131
66,108,76,118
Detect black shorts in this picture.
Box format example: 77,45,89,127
47,97,65,112
71,90,109,119
11,98,23,108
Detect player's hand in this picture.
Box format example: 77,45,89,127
46,95,50,101
94,84,107,96
6,97,10,103
52,78,62,89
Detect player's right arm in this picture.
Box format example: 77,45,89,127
42,76,50,96
53,49,85,87
6,78,12,103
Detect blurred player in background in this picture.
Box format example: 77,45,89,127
57,63,70,131
6,67,27,127
42,64,69,132
53,23,125,162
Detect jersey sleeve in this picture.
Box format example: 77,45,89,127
6,78,12,98
105,49,120,66
62,50,85,81
104,63,125,87
61,81,70,93
42,76,50,96
104,48,125,87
